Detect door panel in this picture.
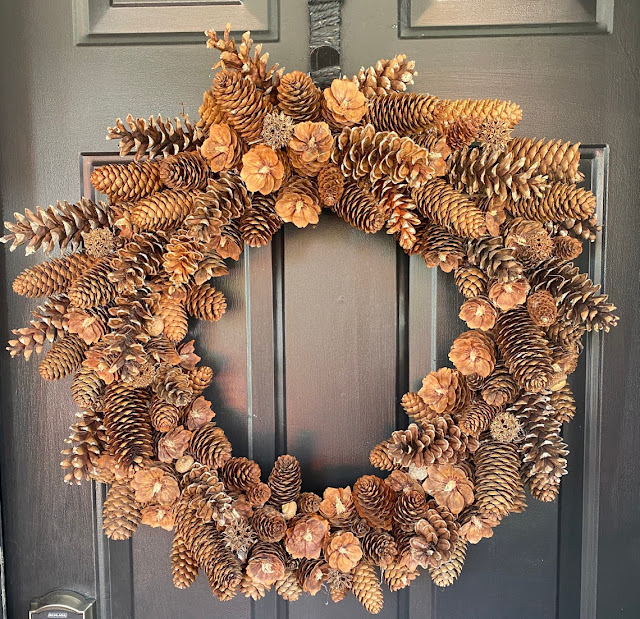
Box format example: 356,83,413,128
1,0,639,618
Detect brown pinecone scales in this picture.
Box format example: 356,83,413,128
428,537,468,587
528,258,618,333
61,409,106,484
481,362,519,407
103,384,153,474
153,364,193,407
383,561,419,592
553,235,583,261
213,70,272,142
365,92,439,134
71,366,105,409
159,152,210,191
400,391,434,425
413,179,487,239
317,163,345,207
297,558,330,595
467,236,524,283
157,296,188,342
352,562,384,614
353,475,395,530
393,489,428,532
546,215,600,243
186,283,227,321
505,182,596,223
297,492,321,514
149,397,180,432
457,398,500,437
352,54,417,98
510,391,568,502
189,366,214,395
38,333,87,380
239,194,282,247
190,422,231,469
550,383,576,424
408,500,460,568
221,457,261,492
90,160,162,204
109,231,167,292
454,264,488,298
505,137,582,183
171,534,199,589
445,116,482,150
369,444,395,471
68,257,118,309
275,568,303,601
435,98,523,128
252,505,287,542
2,198,110,256
13,253,95,298
503,217,554,266
103,481,142,540
361,530,398,567
195,89,226,139
411,223,466,272
130,189,197,231
268,454,302,507
473,440,522,518
333,180,386,233
277,71,323,121
495,307,554,392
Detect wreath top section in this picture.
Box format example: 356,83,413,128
2,24,619,615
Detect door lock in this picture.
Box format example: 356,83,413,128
29,590,95,619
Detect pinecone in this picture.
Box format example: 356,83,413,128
411,223,466,272
90,160,162,204
213,70,272,142
102,482,142,540
503,217,554,266
369,443,395,471
352,54,417,98
528,258,618,333
505,182,596,223
418,368,471,415
428,537,467,587
413,179,487,239
154,363,193,407
297,558,330,595
510,391,568,502
392,489,428,532
448,147,548,201
268,455,302,507
473,440,522,518
188,366,214,395
2,198,110,255
553,235,583,261
71,366,104,409
149,397,180,432
103,384,153,474
490,410,523,443
68,258,118,309
252,505,287,542
171,533,199,588
195,88,226,139
457,398,500,437
333,180,385,233
60,409,106,484
382,561,419,592
361,530,398,567
12,253,95,298
221,457,262,492
159,152,209,191
481,362,519,407
546,215,600,243
106,114,201,161
400,391,434,426
353,475,395,530
239,194,282,247
467,236,524,283
409,501,460,568
454,264,488,298
458,296,497,331
185,283,227,321
190,422,232,469
495,307,554,392
505,137,582,183
477,118,513,152
297,492,322,514
445,116,482,150
246,482,272,507
550,383,576,424
352,562,384,614
277,71,323,121
317,163,345,207
201,123,246,172
332,124,436,189
240,574,267,600
130,189,197,231
435,98,523,128
38,334,87,380
275,568,303,601
527,290,558,327
376,182,420,251
449,330,496,378
364,92,439,134
157,296,188,343
109,231,167,292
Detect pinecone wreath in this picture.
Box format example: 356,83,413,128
1,24,618,615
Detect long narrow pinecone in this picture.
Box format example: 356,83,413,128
495,307,554,392
157,296,188,342
171,533,199,589
71,366,104,409
190,422,232,469
448,147,548,201
90,160,162,204
364,93,439,134
333,180,386,233
505,182,596,223
413,179,487,239
195,89,226,139
435,98,523,128
505,138,582,183
130,189,196,231
277,71,322,121
159,152,209,191
353,475,395,530
528,258,618,332
2,198,110,255
12,253,95,297
185,283,227,321
213,70,272,142
38,333,87,380
510,391,568,502
68,257,118,309
352,54,417,98
428,537,468,587
60,409,106,484
467,236,524,283
102,482,142,540
550,383,576,424
106,114,201,161
103,384,153,474
239,194,282,247
473,440,522,518
267,455,302,507
352,562,384,614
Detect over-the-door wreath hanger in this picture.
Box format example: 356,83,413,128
2,25,618,613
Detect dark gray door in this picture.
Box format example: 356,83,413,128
1,1,639,618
